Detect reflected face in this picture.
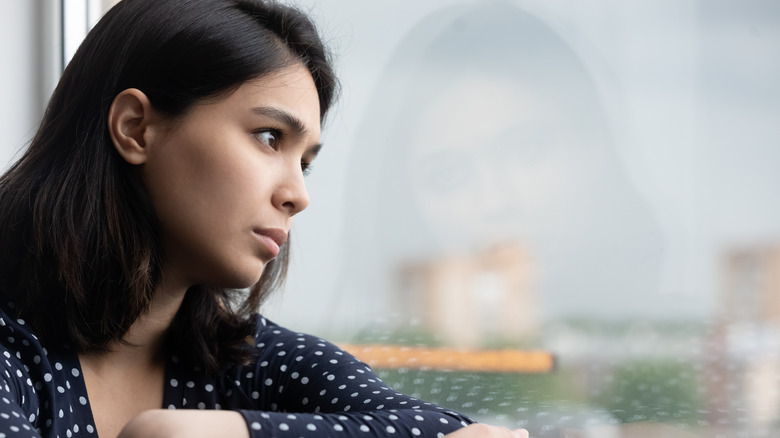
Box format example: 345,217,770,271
141,64,322,288
408,75,596,251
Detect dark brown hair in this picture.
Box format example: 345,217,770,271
0,0,337,374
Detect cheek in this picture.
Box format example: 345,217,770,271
143,135,264,237
142,138,274,286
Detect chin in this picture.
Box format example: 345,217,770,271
234,271,267,289
211,262,267,290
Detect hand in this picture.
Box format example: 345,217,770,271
444,423,529,438
118,409,250,438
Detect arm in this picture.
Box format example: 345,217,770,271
121,318,516,438
119,409,528,438
118,411,528,438
236,318,475,436
444,424,529,438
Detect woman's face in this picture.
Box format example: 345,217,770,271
407,74,593,252
141,64,322,289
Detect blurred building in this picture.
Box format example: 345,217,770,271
708,244,780,435
721,246,780,323
394,243,538,349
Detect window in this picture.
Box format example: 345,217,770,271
33,1,780,436
62,0,119,69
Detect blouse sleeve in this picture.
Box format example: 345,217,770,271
0,357,43,438
230,316,475,437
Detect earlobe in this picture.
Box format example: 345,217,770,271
107,88,156,165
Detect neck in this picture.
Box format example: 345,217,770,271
81,273,190,371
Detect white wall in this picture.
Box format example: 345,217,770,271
0,0,60,169
0,1,40,168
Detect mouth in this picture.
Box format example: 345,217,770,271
253,228,288,258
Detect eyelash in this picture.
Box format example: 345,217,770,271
301,162,313,177
253,128,282,150
253,128,314,177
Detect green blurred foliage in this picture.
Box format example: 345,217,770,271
375,368,577,420
595,359,701,424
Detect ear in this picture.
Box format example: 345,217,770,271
107,88,159,165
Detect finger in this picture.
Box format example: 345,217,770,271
513,429,529,438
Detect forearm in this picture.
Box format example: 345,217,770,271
118,408,469,438
118,410,249,438
239,408,470,437
117,409,527,438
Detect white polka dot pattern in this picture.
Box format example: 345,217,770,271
0,301,474,437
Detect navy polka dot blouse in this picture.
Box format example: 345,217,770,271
0,300,474,437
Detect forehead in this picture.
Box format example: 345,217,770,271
212,64,322,138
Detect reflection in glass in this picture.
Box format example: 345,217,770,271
331,2,780,436
341,2,664,327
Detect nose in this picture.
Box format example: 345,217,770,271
273,164,310,216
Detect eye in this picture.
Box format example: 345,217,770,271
253,129,280,149
301,160,314,177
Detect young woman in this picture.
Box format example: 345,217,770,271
0,0,526,437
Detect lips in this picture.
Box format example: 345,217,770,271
253,228,288,258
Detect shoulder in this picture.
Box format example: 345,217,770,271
246,314,375,386
229,315,475,425
214,315,369,411
0,300,43,367
253,315,326,346
0,300,43,409
252,315,358,366
0,299,93,437
0,299,73,393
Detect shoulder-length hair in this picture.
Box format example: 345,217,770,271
0,0,337,374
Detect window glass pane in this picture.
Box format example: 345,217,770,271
44,1,780,436
272,1,780,436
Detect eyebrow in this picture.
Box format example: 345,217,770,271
251,106,322,156
252,106,310,137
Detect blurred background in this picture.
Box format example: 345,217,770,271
2,0,779,436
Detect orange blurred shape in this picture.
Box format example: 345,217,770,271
338,344,555,373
